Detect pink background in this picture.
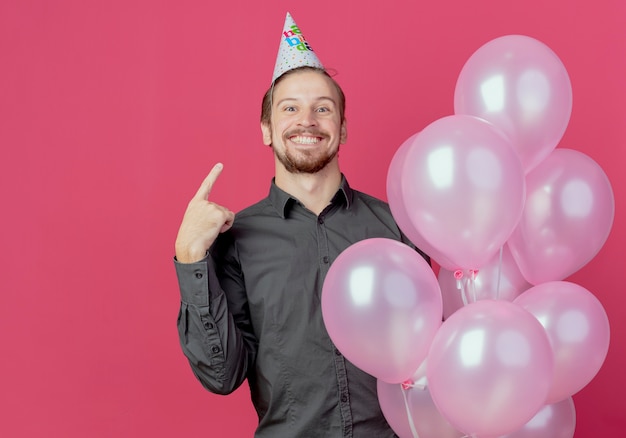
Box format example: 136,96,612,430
1,0,624,436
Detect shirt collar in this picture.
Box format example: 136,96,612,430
269,175,354,218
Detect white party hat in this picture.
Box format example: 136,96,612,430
271,12,324,82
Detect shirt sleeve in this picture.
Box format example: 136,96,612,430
174,241,257,395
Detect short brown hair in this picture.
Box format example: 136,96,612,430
260,66,346,126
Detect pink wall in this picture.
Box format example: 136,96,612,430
1,0,624,436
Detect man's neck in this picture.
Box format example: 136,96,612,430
275,163,342,216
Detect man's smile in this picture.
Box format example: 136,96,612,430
289,135,322,145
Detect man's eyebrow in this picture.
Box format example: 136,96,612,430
276,96,337,106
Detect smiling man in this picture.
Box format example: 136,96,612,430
265,69,345,170
261,66,347,214
174,12,428,437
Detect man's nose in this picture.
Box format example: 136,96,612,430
297,109,317,127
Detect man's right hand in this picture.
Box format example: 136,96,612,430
175,163,235,263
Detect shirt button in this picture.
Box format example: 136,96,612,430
195,272,203,279
334,348,342,356
323,256,329,264
211,346,220,354
318,217,324,224
203,321,214,330
340,394,348,403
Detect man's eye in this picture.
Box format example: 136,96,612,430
316,107,329,113
284,106,296,112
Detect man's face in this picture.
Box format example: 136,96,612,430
261,70,347,174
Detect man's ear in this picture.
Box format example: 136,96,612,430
340,119,348,144
261,122,272,146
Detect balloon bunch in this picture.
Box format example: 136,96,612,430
321,35,614,438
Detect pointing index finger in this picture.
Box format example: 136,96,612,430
194,163,224,200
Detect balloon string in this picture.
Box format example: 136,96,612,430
454,270,469,306
455,270,481,305
400,384,420,438
495,245,503,300
469,270,478,302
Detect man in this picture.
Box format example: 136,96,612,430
174,13,427,437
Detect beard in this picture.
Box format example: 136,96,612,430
272,129,339,174
274,145,339,174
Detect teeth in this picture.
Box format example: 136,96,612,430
291,136,319,145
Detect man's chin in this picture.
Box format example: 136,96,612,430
280,157,330,174
274,147,338,174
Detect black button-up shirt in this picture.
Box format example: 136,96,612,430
175,177,427,437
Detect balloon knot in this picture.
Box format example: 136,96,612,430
401,380,414,390
454,270,464,280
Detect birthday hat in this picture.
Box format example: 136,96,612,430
271,12,324,82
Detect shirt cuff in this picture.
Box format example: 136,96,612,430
174,256,210,307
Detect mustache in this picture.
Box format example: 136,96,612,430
284,128,329,138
